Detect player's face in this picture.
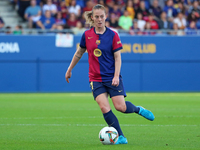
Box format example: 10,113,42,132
92,9,106,28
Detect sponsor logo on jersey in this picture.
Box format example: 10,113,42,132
88,37,93,39
117,41,121,44
96,40,101,45
93,48,102,57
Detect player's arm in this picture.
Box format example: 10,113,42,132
65,47,86,83
112,50,122,87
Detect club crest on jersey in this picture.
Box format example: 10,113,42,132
96,40,101,45
94,48,102,57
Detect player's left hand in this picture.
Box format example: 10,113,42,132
112,76,119,87
65,70,72,83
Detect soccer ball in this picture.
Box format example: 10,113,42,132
99,127,119,145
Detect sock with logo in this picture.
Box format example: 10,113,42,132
103,110,124,136
124,101,140,113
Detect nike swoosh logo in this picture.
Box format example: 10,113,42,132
88,37,93,39
118,90,122,92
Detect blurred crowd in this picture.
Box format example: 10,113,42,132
0,0,200,35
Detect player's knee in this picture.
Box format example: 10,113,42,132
115,104,126,112
99,105,110,114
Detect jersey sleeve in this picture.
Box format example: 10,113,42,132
112,32,123,53
79,32,86,48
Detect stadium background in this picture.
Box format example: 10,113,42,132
1,0,200,92
0,1,200,150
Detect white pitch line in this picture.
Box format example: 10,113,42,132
0,124,198,127
0,116,103,120
0,115,199,120
127,93,200,96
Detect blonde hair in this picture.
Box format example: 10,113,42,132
84,4,106,27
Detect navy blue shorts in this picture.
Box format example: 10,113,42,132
89,79,127,100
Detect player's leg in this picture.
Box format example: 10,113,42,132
90,82,125,139
111,95,155,121
109,80,155,121
110,95,154,144
107,96,127,144
111,95,139,113
109,95,138,144
109,79,140,114
95,92,110,114
95,93,125,138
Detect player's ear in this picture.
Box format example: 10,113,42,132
91,14,94,21
105,13,108,20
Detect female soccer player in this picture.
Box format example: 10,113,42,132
65,4,155,144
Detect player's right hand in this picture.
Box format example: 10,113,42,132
65,70,72,83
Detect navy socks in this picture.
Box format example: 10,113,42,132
102,102,139,136
124,101,140,113
103,110,124,136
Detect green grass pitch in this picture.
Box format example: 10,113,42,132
0,93,199,150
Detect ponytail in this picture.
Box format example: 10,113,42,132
84,11,94,27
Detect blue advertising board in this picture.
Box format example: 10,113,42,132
0,35,200,92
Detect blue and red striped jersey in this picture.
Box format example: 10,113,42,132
80,27,123,82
